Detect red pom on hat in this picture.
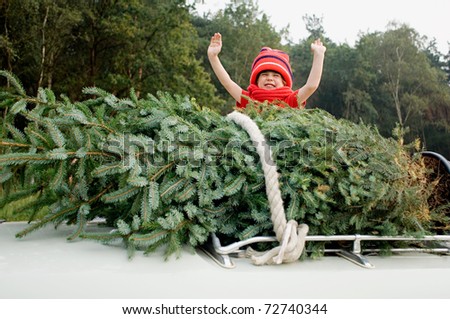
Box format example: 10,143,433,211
250,47,293,88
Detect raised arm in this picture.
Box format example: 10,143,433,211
207,33,243,103
297,39,326,104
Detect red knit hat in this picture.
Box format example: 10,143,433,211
250,47,293,88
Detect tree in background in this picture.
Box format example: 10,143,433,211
0,0,220,108
0,0,82,93
288,15,348,116
421,40,450,156
1,0,450,156
346,24,450,155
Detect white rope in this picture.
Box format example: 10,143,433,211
227,111,309,265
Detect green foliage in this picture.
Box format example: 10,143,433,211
2,0,449,156
341,24,450,154
1,72,448,259
0,0,220,109
252,103,434,238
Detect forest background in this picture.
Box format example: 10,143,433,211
1,0,449,158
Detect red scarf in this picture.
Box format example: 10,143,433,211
247,84,294,103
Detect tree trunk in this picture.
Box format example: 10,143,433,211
38,6,50,89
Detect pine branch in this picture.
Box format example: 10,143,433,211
15,185,113,238
0,141,44,150
0,70,26,96
67,204,90,241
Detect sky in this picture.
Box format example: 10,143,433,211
193,0,450,54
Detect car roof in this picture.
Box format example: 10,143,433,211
1,221,450,299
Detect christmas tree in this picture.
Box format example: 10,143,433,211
1,70,448,261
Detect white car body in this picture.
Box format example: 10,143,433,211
1,221,450,299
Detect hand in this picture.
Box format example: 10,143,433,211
208,33,222,58
311,38,326,55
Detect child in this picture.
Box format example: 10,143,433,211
207,32,326,108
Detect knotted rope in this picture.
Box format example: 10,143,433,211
227,111,309,265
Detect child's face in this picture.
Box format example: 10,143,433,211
256,71,286,90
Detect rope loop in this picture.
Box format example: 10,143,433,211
227,111,309,265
